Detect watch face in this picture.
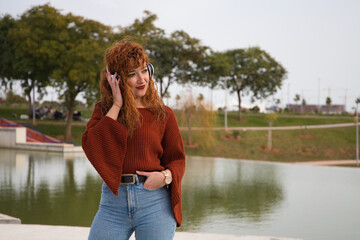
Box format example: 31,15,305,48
165,176,172,185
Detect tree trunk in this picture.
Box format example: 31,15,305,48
267,121,272,151
237,90,242,120
160,79,163,98
187,114,192,145
26,93,32,117
65,97,75,141
26,80,35,125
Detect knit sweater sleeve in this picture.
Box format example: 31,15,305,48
161,106,186,226
81,102,128,195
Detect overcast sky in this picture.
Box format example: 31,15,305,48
1,0,360,111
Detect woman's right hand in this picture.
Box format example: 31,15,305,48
105,69,123,109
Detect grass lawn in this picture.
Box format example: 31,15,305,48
21,123,359,162
1,105,358,162
182,127,358,162
173,110,354,128
26,124,86,146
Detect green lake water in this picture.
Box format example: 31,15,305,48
0,149,359,240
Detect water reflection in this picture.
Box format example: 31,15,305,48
1,149,359,240
0,151,284,228
0,149,102,226
181,157,284,231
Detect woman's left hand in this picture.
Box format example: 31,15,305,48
136,171,166,190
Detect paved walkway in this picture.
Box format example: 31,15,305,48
179,122,359,131
292,159,359,166
0,224,302,240
17,120,359,131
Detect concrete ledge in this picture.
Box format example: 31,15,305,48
0,127,83,153
0,214,21,224
0,224,302,240
15,142,83,153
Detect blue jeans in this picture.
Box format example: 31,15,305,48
88,175,176,240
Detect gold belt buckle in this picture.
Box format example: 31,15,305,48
121,174,136,185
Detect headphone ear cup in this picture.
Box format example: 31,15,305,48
147,63,154,77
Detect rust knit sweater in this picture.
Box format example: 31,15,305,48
81,102,186,226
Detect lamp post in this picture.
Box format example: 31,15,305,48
32,80,36,125
356,101,359,167
224,77,228,130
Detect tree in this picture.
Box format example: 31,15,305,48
294,94,300,107
182,94,196,146
120,11,173,97
225,47,287,120
7,4,66,124
4,90,27,104
200,51,232,89
326,96,332,105
147,30,209,97
119,10,163,46
51,12,111,140
164,91,171,106
356,97,360,104
179,90,216,148
302,99,306,106
0,14,16,89
265,113,277,151
120,11,210,98
145,34,177,97
175,94,181,109
301,98,307,113
197,93,204,104
275,98,281,105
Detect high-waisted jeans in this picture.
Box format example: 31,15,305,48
88,175,176,240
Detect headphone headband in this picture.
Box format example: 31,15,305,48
147,63,154,77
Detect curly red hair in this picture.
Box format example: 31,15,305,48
99,40,166,136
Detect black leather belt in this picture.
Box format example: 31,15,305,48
121,174,147,185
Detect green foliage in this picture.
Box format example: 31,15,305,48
200,52,232,89
179,90,217,148
249,105,260,112
356,97,360,104
0,14,16,86
121,11,209,97
294,94,300,103
164,92,171,99
3,90,27,104
265,113,278,123
8,4,66,108
222,47,287,120
326,96,332,105
232,130,240,138
51,12,111,139
197,93,204,103
1,4,112,139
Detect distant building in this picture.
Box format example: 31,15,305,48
286,104,345,114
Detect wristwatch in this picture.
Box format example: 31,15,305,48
162,170,172,185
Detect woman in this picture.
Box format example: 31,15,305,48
82,40,186,240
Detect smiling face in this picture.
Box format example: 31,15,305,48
127,64,149,106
